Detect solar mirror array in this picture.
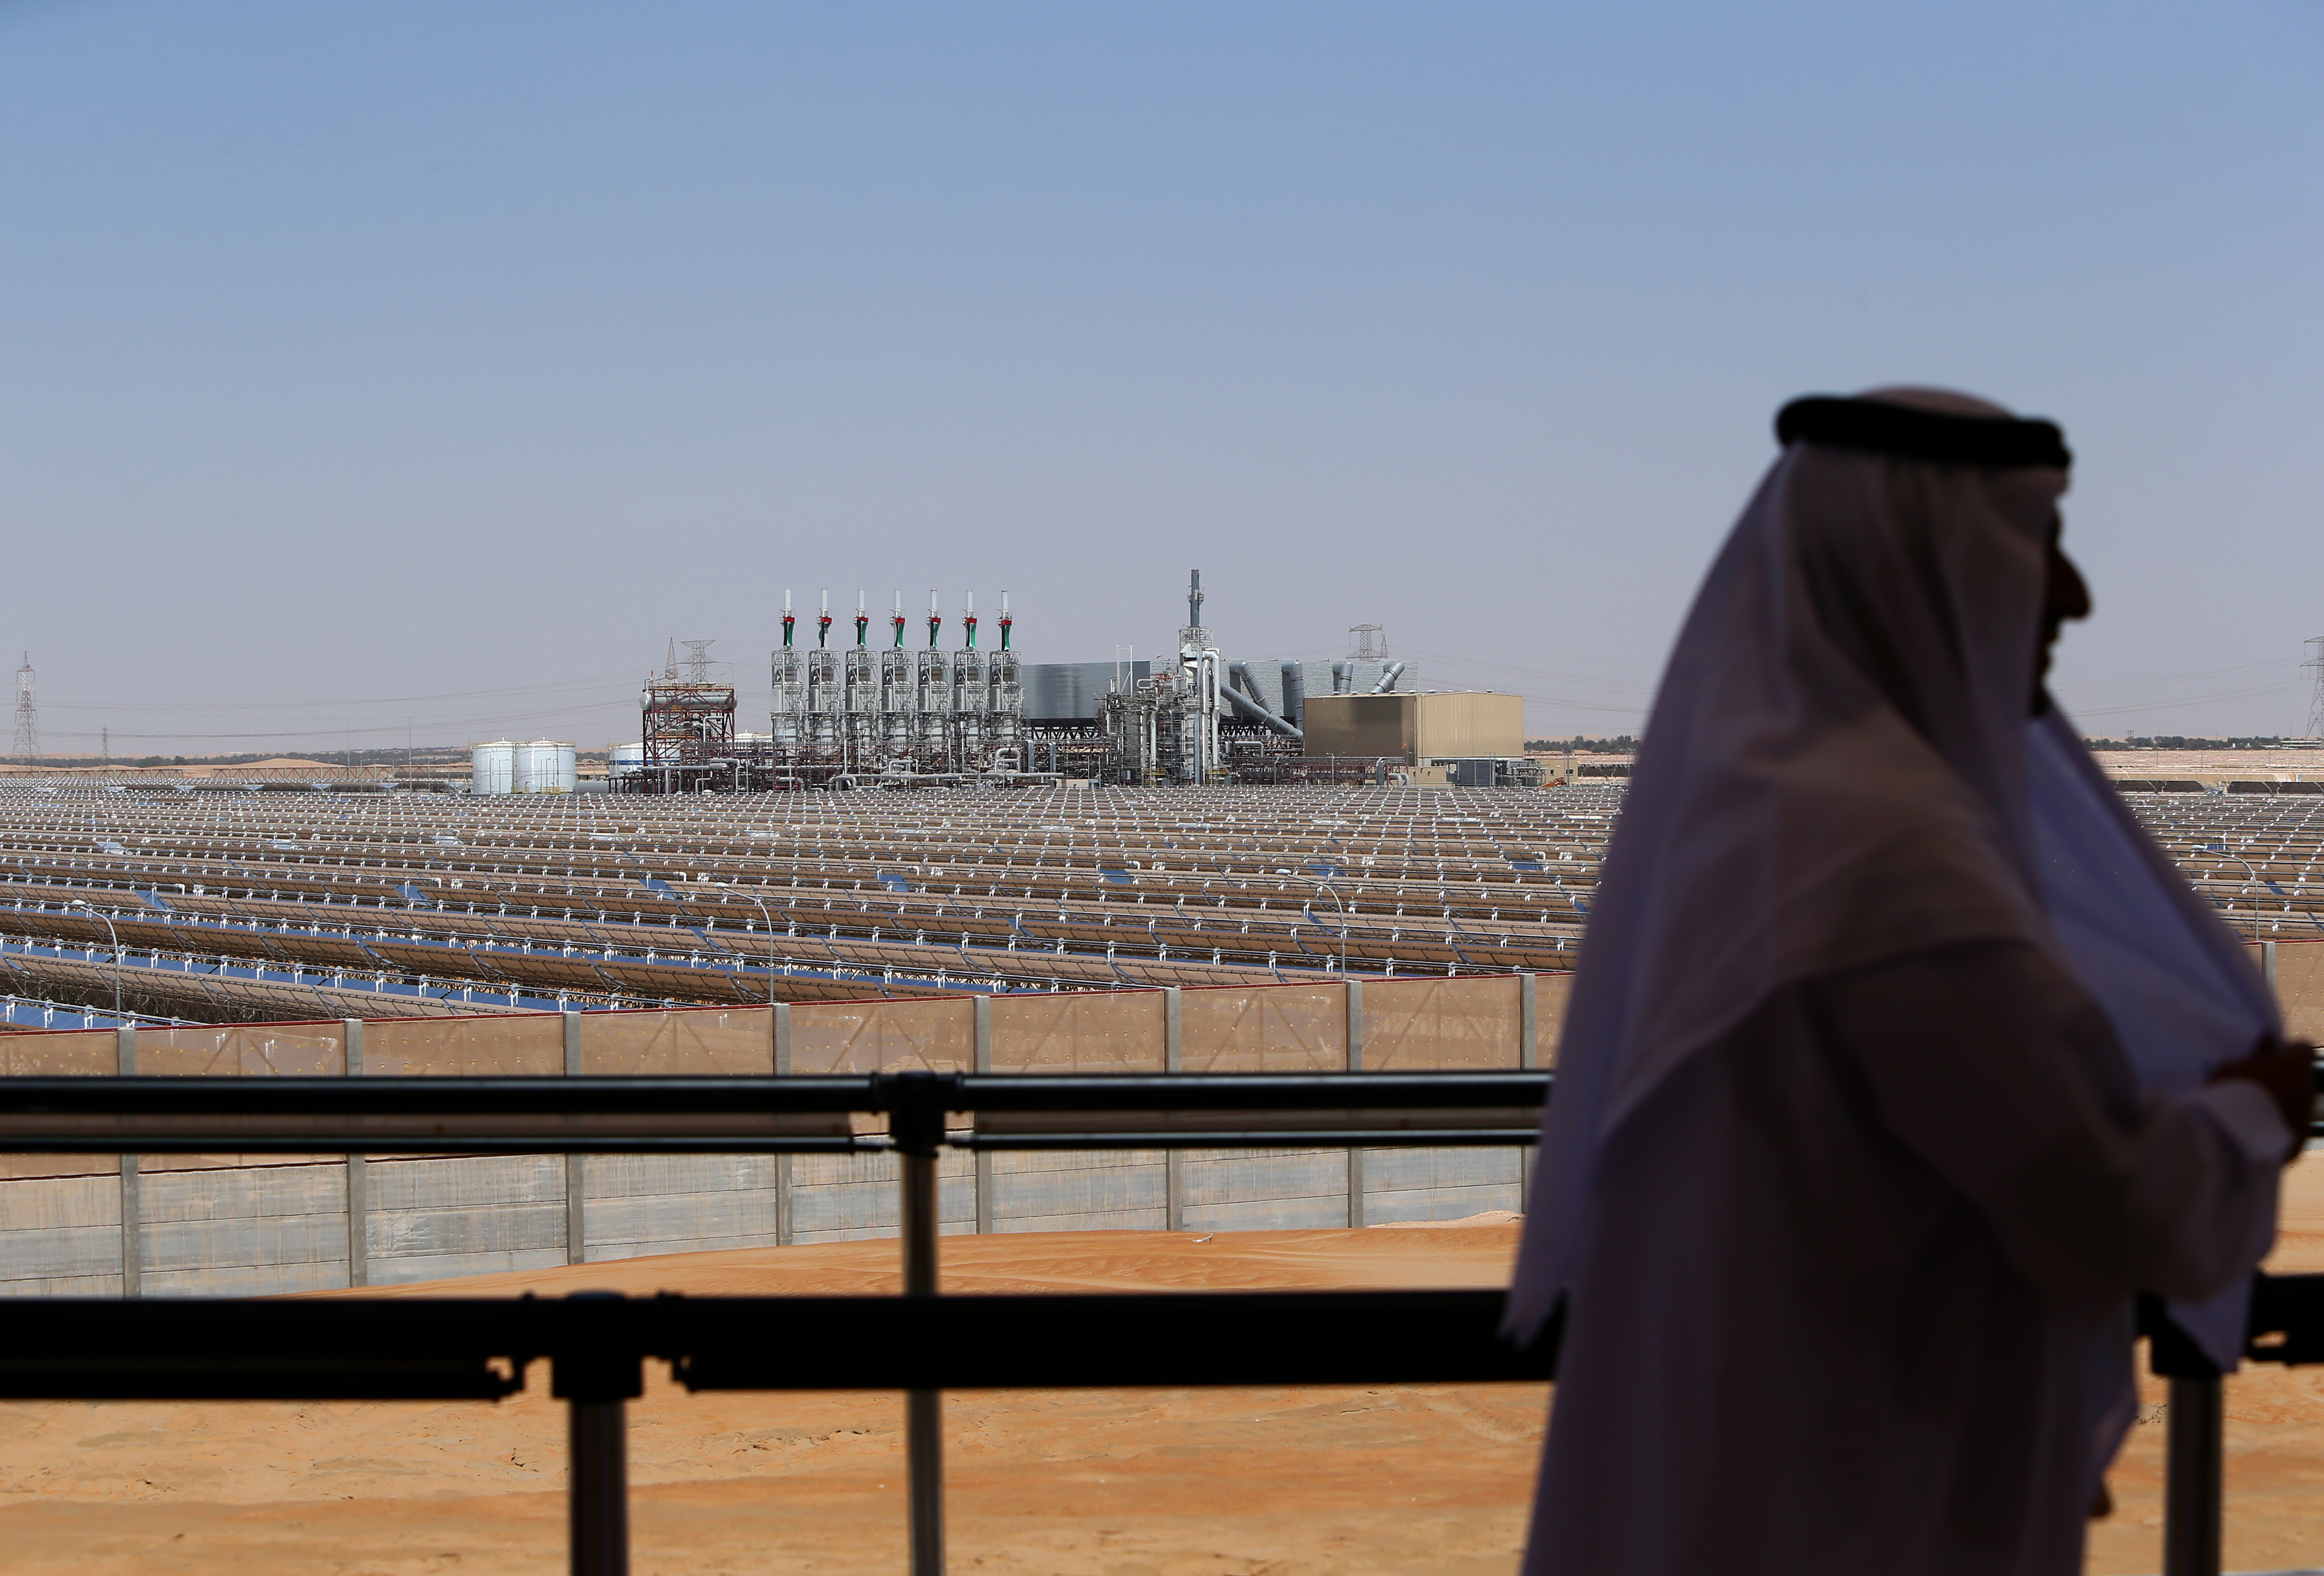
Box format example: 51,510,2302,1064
0,785,1620,1022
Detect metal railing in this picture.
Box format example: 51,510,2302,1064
1,1066,2316,1576
0,1069,1550,1576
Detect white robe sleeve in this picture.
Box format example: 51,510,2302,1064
1816,940,2284,1309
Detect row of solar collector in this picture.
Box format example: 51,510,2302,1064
0,834,1585,986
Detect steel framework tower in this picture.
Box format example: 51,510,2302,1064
2305,637,2324,739
12,654,34,761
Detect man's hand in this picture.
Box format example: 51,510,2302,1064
2210,1037,2317,1162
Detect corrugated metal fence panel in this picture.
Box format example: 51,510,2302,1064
583,1007,774,1075
989,990,1164,1073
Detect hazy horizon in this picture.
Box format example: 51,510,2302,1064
5,2,2319,753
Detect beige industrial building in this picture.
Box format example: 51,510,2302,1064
1301,692,1531,784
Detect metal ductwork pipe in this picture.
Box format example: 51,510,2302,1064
1221,683,1302,739
1371,662,1406,694
1280,661,1306,729
1332,662,1353,695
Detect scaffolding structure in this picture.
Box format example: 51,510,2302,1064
623,592,1032,793
1099,569,1306,786
637,639,739,794
617,572,1358,793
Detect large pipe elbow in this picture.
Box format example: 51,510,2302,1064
1221,683,1302,739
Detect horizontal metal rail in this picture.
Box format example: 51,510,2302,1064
8,1065,2315,1576
0,1070,1550,1152
0,1289,1553,1400
0,1067,1550,1575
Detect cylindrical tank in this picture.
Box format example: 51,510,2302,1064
512,739,577,793
609,742,645,788
470,740,516,795
513,740,553,793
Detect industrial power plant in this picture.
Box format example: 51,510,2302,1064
607,571,1541,794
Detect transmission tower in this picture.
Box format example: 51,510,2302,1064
11,653,34,761
681,640,716,684
664,638,679,682
1349,624,1386,660
2304,637,2324,739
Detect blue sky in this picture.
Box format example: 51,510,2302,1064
2,2,2319,751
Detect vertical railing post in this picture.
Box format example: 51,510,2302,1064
344,1018,368,1288
2165,1372,2224,1576
2144,1296,2225,1576
1163,986,1183,1231
563,1011,586,1265
116,1024,139,1300
1344,978,1364,1228
888,1072,949,1576
556,1290,640,1576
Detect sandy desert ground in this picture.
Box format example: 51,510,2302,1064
13,1175,2324,1575
0,1220,1542,1575
2089,1154,2324,1576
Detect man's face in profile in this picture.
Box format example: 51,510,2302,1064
2033,523,2092,715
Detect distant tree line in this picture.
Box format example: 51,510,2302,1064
19,745,473,769
2084,736,2285,750
1526,735,1639,753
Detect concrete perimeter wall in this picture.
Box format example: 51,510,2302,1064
1,974,1559,1296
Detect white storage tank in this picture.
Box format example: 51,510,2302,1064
470,740,516,796
514,739,574,794
555,742,578,791
609,742,646,790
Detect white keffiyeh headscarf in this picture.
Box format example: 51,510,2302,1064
1508,388,2276,1360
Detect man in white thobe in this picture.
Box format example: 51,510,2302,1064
1508,389,2311,1575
